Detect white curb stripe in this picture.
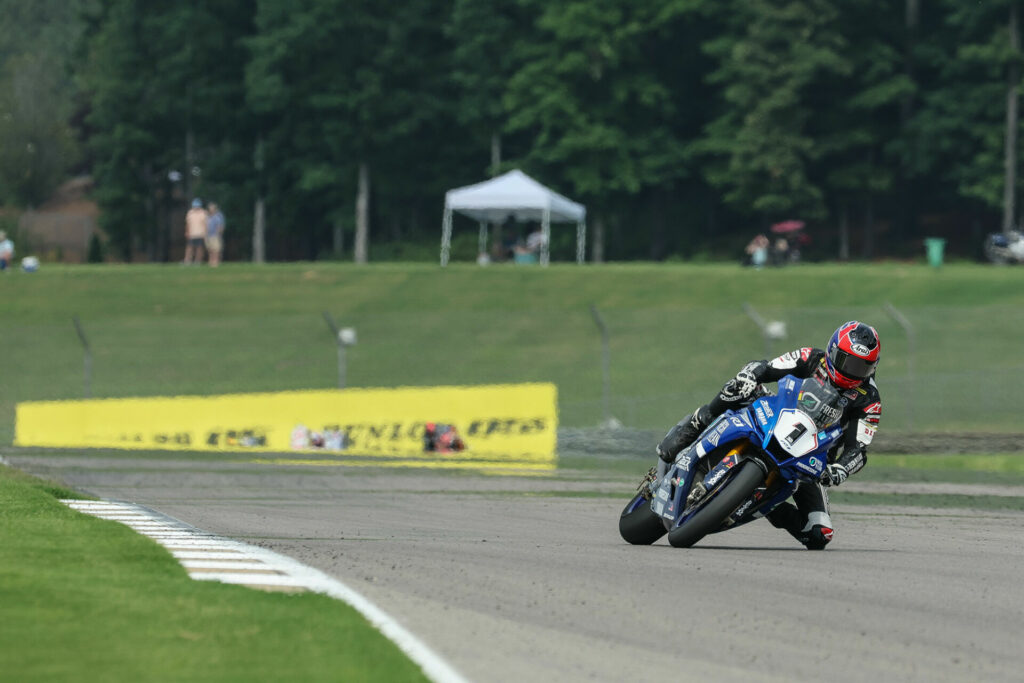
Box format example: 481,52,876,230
192,573,308,586
171,551,247,560
180,560,271,570
62,499,469,683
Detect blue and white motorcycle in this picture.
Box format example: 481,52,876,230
619,374,845,548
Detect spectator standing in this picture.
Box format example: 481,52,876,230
744,234,770,268
0,230,13,271
183,198,208,265
772,237,790,266
206,202,225,267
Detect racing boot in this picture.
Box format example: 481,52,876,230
656,404,713,464
767,504,833,550
767,503,807,545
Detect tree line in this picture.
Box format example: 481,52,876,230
2,0,1023,262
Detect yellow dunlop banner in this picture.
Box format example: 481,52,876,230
15,383,557,468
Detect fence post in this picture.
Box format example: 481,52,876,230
883,302,915,432
742,303,787,358
322,312,357,389
72,316,92,398
589,305,617,427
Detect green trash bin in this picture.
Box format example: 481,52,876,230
924,238,946,267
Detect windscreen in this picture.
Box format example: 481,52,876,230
794,377,844,429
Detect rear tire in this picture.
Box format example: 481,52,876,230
667,460,764,548
619,494,667,545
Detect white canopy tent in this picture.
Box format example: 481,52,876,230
440,169,587,266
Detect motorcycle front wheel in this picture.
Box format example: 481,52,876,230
667,460,764,548
619,492,668,545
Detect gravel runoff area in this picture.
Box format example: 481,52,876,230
7,449,1024,683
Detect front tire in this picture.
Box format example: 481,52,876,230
619,493,667,545
667,460,764,548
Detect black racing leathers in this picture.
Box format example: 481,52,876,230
656,346,882,549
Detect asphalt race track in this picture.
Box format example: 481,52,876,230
9,453,1024,683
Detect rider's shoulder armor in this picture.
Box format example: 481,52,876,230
766,347,825,377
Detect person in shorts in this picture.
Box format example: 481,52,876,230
184,198,208,265
205,202,225,267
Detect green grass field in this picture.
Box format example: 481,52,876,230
0,465,428,683
2,261,1024,444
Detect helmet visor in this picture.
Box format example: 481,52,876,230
829,346,876,381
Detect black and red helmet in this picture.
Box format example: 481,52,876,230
825,321,880,389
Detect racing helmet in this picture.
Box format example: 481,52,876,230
825,321,880,389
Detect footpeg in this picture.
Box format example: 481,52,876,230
636,467,659,500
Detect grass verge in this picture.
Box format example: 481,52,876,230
0,464,428,683
828,491,1024,512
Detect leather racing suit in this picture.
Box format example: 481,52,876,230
656,347,882,550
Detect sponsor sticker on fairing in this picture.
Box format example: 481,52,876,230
677,454,692,470
796,461,818,475
706,468,727,487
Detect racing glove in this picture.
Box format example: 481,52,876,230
821,463,848,487
721,367,760,403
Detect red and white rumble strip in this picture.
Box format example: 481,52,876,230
62,499,469,683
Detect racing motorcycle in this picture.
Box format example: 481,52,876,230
984,231,1024,264
619,374,845,548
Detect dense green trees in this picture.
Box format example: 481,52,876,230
0,0,87,208
5,0,1024,261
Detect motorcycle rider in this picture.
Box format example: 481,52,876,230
656,321,882,550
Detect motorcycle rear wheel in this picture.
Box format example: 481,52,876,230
619,493,668,545
667,460,764,548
